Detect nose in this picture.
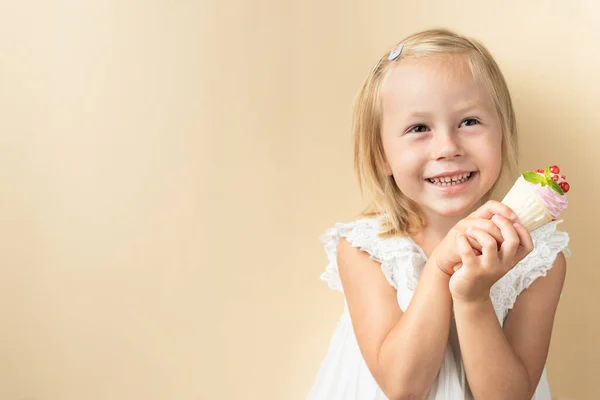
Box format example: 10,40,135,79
430,128,463,160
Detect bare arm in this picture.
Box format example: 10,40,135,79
337,238,453,399
453,252,567,399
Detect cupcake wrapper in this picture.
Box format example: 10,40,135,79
501,177,553,232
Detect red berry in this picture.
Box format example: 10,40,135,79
561,175,566,180
550,165,560,174
551,175,559,181
559,182,570,193
535,169,544,173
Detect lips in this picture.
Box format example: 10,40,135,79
427,172,472,184
425,171,478,192
425,170,476,180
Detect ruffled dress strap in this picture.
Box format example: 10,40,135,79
491,219,571,321
319,215,427,294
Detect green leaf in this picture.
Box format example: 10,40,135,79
545,167,551,179
547,179,565,195
522,171,546,184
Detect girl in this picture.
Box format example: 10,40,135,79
307,28,570,400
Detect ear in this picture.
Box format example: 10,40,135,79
382,161,393,176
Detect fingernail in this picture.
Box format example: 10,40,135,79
511,213,518,220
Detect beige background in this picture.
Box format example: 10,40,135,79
0,1,597,399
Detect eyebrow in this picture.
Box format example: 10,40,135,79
455,102,481,114
404,103,482,118
403,110,434,119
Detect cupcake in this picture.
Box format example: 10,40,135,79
501,165,570,232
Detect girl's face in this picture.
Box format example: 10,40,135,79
380,54,503,219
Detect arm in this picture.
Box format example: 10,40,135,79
337,238,452,400
453,252,567,399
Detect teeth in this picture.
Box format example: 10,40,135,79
428,172,472,186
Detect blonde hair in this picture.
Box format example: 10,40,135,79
354,28,519,237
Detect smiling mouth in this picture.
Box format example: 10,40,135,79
426,172,476,186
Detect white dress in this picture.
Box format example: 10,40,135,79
307,215,570,400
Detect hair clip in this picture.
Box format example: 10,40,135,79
372,43,405,73
388,43,405,61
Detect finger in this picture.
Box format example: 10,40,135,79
465,228,498,268
458,218,504,248
466,236,483,256
491,214,521,270
468,200,518,222
466,235,483,254
512,222,534,263
468,218,505,246
456,233,477,267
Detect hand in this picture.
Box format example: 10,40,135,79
448,214,534,302
431,201,518,276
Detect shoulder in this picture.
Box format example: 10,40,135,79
319,214,419,293
546,250,567,286
336,235,366,267
319,215,387,292
492,220,570,318
336,235,399,297
515,249,567,306
516,219,570,290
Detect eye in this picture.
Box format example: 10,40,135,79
460,118,479,128
407,124,429,134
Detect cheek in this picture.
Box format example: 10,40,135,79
390,151,423,180
476,134,503,172
385,141,422,169
390,153,425,191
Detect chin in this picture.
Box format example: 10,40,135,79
428,200,478,218
435,207,471,218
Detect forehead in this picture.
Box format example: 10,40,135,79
380,54,494,116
